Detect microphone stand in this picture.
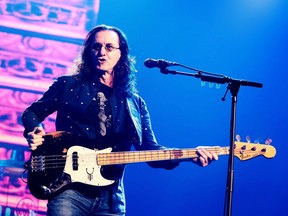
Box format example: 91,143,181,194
158,66,263,216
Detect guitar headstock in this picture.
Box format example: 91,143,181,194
233,137,276,161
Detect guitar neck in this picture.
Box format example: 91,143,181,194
97,147,229,165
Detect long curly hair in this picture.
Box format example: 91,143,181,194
71,24,137,97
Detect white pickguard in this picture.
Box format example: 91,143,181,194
63,146,115,186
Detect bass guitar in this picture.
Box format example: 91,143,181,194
24,131,276,200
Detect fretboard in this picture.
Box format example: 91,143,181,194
97,147,229,165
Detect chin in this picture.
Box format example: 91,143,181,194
95,68,106,76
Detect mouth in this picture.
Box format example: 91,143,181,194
97,58,106,64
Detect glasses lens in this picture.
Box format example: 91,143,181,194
92,43,118,52
92,43,102,51
105,44,115,52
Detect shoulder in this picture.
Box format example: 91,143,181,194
44,75,82,94
51,75,83,89
55,75,79,84
129,93,145,103
128,93,149,111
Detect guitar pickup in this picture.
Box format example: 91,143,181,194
72,152,79,170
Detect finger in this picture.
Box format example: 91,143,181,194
28,139,44,150
198,148,218,162
201,148,214,161
197,149,209,163
34,127,46,135
26,136,44,144
27,128,45,140
198,156,208,167
203,149,218,161
29,144,38,151
211,152,219,161
28,127,45,136
26,128,45,150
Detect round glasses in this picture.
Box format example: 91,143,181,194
92,43,120,53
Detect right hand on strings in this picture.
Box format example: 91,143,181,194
26,127,46,150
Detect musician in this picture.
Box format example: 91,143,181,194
22,24,218,216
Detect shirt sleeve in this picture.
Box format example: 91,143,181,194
133,96,180,170
21,77,65,137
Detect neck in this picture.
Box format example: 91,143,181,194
100,71,114,87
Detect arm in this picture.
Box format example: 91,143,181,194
21,77,65,149
131,96,180,169
22,80,59,136
133,96,218,168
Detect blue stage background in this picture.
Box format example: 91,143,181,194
97,1,288,216
0,1,286,215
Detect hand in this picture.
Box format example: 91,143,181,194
192,147,218,167
26,127,46,150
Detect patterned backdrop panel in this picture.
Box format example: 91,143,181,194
0,0,100,215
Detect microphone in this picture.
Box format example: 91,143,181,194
144,58,179,69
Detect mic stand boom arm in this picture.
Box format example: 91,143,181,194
160,67,263,216
160,68,263,88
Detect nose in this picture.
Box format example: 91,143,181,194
98,45,107,55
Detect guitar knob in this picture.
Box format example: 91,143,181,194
236,135,241,142
261,148,267,152
265,138,272,145
254,137,261,144
246,136,251,143
241,145,246,150
251,146,257,151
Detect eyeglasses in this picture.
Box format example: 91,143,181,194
92,43,120,53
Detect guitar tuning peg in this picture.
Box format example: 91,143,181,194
246,135,251,143
265,138,273,145
254,137,262,144
236,134,241,142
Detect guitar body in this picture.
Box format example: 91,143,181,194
27,146,67,200
26,132,114,200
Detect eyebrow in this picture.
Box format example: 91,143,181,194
93,42,117,46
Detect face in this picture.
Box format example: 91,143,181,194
90,30,121,75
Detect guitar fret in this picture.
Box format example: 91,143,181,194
98,149,197,165
96,146,255,166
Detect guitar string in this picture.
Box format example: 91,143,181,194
29,148,265,170
30,148,218,169
31,148,264,164
30,147,223,162
31,147,265,162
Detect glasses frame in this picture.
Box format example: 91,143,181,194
92,43,120,53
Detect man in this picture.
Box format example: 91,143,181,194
22,24,218,216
